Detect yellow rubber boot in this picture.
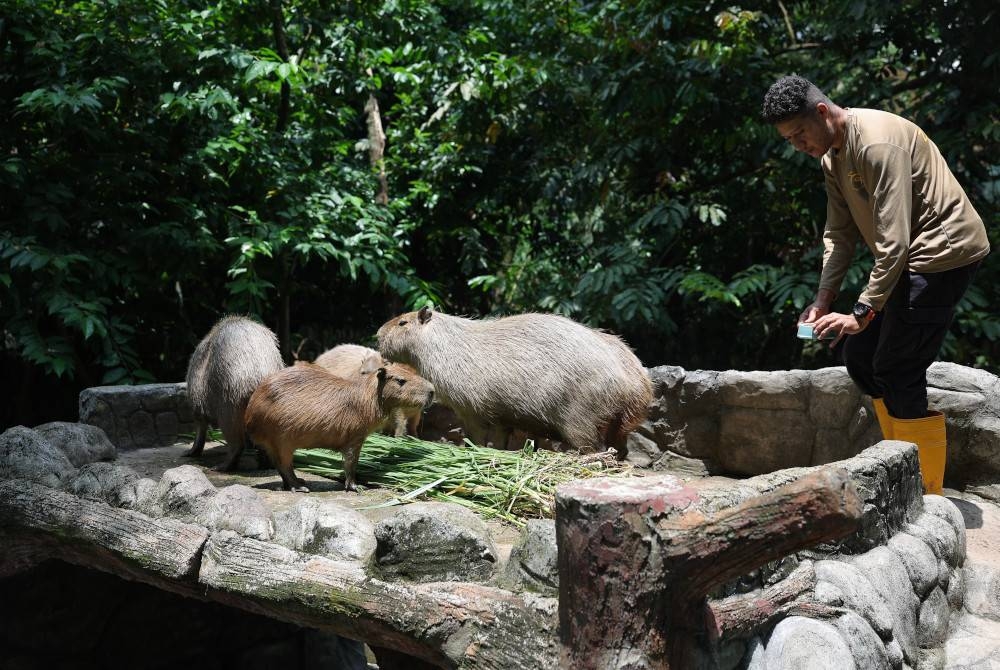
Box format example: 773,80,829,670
891,411,947,495
872,398,893,439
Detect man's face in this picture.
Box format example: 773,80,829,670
775,106,835,158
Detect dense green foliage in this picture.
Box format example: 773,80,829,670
2,1,998,428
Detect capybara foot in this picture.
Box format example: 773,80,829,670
290,484,310,493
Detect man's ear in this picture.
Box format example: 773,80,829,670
815,101,830,117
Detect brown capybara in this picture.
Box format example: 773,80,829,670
376,306,652,456
185,315,284,471
245,360,434,492
314,344,425,438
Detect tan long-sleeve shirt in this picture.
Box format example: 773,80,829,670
818,108,989,311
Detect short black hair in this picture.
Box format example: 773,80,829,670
761,75,831,124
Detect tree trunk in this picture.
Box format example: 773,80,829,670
556,467,863,669
364,69,388,205
0,480,559,670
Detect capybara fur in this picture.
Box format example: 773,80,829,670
245,361,434,492
376,306,652,456
314,344,425,437
185,315,284,470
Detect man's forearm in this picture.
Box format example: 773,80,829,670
813,288,837,310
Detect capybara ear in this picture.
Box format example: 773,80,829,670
360,352,380,375
418,304,433,324
376,367,387,386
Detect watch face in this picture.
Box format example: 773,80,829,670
853,303,871,319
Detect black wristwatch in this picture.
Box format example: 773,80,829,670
852,302,876,324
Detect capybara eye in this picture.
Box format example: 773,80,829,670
398,319,408,326
396,378,406,386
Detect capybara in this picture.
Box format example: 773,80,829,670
376,306,652,456
245,360,434,492
185,315,284,471
314,344,425,437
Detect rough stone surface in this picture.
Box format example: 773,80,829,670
272,497,377,563
809,368,863,428
917,587,949,648
502,519,558,595
149,464,217,520
623,431,661,467
33,421,117,467
815,560,895,638
761,617,857,669
198,484,275,541
374,502,499,583
944,612,1000,669
888,532,940,599
850,546,920,663
79,383,195,450
963,562,1000,621
717,407,816,474
834,611,892,670
53,369,996,668
716,370,810,411
62,462,141,508
922,496,967,566
910,512,963,569
0,425,76,488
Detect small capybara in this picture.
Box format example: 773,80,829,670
314,344,425,437
245,360,434,492
376,306,652,456
185,315,284,470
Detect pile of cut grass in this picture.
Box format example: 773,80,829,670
293,434,634,526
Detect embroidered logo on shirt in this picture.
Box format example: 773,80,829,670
848,171,865,190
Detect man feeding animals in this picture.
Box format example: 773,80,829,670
761,74,989,494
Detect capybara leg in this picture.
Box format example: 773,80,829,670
253,437,272,470
216,413,246,471
462,418,491,448
407,412,422,438
342,442,362,492
391,409,407,438
276,448,309,493
218,442,243,472
185,421,207,457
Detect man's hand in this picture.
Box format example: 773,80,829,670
812,311,868,348
798,288,837,325
798,302,831,324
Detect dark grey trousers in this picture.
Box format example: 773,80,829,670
841,261,981,419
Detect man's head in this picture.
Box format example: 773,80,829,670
762,75,842,158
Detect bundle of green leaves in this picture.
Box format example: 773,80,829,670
294,434,634,526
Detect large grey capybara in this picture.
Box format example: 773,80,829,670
376,306,652,455
314,344,425,438
245,360,435,492
185,315,284,471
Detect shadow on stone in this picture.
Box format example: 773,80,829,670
947,495,984,529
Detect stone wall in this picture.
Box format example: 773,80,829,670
0,418,983,669
79,383,195,450
79,362,1000,489
630,362,1000,490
